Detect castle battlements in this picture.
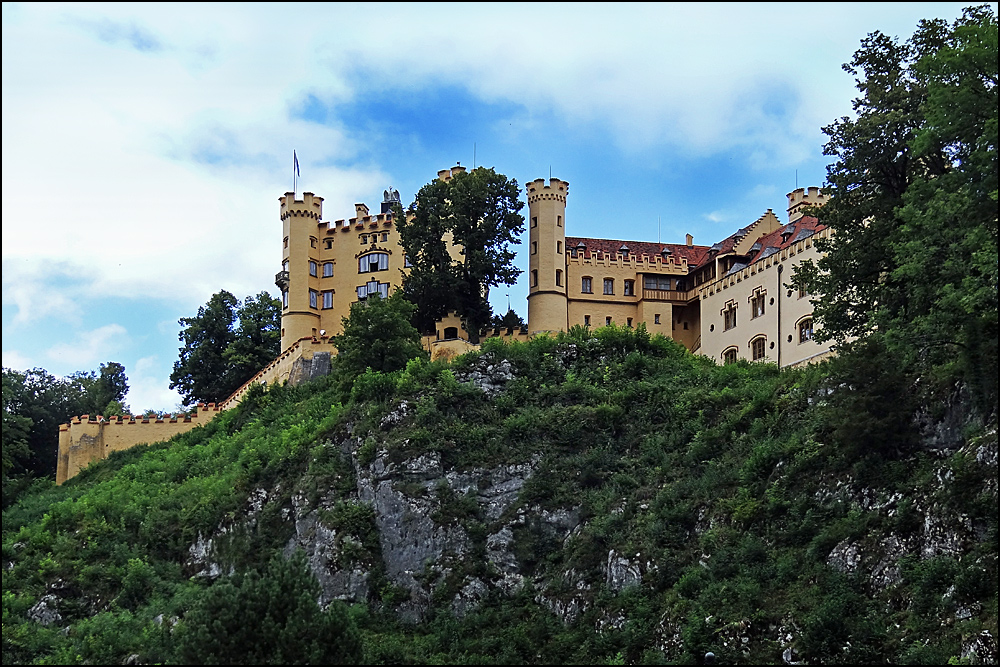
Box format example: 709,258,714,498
526,177,569,204
567,252,690,272
279,191,323,221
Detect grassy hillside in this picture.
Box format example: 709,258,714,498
3,326,996,664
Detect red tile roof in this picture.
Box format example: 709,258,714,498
748,216,824,265
565,237,711,269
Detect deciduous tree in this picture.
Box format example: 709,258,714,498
396,167,525,340
793,5,997,410
170,291,281,406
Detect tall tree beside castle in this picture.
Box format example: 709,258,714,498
170,290,281,406
794,4,998,411
395,167,525,340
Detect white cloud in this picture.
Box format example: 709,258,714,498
1,349,33,371
127,355,183,413
46,324,130,368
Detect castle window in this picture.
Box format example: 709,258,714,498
443,327,459,340
557,215,562,227
584,315,591,327
360,234,368,245
282,290,288,308
324,238,333,249
283,236,288,249
356,279,389,301
750,289,765,318
582,276,593,293
654,314,660,324
798,286,808,299
623,280,635,296
644,275,671,291
309,289,318,309
282,260,289,272
404,254,413,268
322,291,334,309
531,217,537,228
532,241,537,255
799,318,814,343
627,317,633,328
606,316,612,326
723,347,738,364
751,336,766,361
323,262,334,277
556,270,562,287
310,237,317,248
723,302,737,331
309,261,318,277
358,252,389,273
603,278,614,295
381,232,389,242
531,270,538,287
557,241,562,254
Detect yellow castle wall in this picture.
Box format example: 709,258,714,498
697,228,834,367
56,405,222,485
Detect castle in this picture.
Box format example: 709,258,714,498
57,166,833,483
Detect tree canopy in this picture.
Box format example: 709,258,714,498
395,167,525,340
793,4,998,411
331,291,426,381
169,290,281,406
2,362,130,501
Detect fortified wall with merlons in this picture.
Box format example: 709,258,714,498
57,166,834,483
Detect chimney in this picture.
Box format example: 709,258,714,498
355,203,370,219
686,234,693,247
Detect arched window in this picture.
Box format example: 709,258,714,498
443,327,459,340
358,252,389,273
750,336,767,361
723,347,738,364
323,262,334,278
798,317,814,343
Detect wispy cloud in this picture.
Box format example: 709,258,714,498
46,324,129,368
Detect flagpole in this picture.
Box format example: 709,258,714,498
293,150,298,195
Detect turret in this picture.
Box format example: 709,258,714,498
278,192,324,351
526,177,569,334
787,186,829,222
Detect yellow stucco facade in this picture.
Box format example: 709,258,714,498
57,168,835,484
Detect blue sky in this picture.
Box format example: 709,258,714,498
1,2,984,412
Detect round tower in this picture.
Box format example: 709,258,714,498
278,191,323,351
526,177,569,335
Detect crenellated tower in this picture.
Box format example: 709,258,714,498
526,177,569,334
277,191,324,351
786,186,829,222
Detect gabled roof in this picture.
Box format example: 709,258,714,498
747,216,824,267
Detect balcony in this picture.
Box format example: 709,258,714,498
642,288,690,302
274,270,289,290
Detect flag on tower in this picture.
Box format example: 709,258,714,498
294,150,300,177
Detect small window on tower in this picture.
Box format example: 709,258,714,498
556,269,562,287
557,241,562,253
309,261,317,277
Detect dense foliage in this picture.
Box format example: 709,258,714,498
170,290,281,406
395,167,525,339
2,363,130,505
2,325,995,664
793,5,998,414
